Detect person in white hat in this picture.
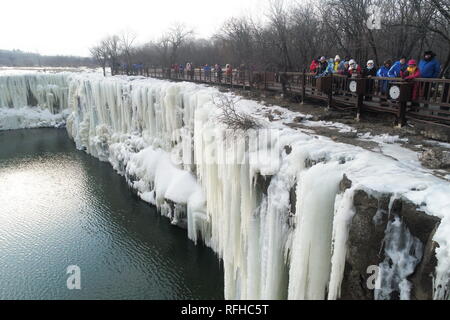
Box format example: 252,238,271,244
348,59,361,76
315,56,328,74
362,60,377,77
362,60,377,100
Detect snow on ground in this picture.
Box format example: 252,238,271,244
253,99,448,180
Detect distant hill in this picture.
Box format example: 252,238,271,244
0,49,94,67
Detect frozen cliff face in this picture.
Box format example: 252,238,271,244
64,73,450,300
0,73,69,130
1,72,449,300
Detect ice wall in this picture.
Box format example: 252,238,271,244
1,72,449,300
0,73,69,130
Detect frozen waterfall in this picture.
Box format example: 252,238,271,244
0,73,69,130
0,72,449,300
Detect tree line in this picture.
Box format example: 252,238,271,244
91,0,449,77
0,49,94,68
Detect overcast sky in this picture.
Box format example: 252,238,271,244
0,0,270,57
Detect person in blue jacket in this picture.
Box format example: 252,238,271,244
419,51,441,78
419,51,441,98
315,58,335,78
377,60,392,77
388,56,407,78
203,64,211,79
377,60,392,94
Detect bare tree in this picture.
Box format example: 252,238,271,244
166,23,194,66
407,0,450,75
119,30,137,75
89,44,108,76
215,17,256,67
289,3,326,69
156,35,171,67
214,94,262,131
267,0,293,71
86,0,448,78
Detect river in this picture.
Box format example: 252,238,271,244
0,128,224,300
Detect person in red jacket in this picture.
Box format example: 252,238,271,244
400,59,421,100
309,58,320,75
225,64,233,83
348,59,362,77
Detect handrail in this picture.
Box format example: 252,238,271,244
136,66,450,129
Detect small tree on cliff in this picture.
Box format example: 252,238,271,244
214,94,262,131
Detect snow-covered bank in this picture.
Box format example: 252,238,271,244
0,73,69,130
1,72,449,300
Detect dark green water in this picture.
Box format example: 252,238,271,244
0,128,224,300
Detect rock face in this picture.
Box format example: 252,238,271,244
339,182,441,300
414,121,450,143
420,148,450,169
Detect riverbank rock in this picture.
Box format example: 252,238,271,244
419,148,450,169
339,177,441,300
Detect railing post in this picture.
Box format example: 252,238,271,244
264,72,267,90
398,100,407,127
398,82,412,127
302,69,306,104
328,74,333,108
356,93,364,121
245,70,250,89
356,77,367,120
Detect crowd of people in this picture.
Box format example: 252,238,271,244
169,50,442,84
309,51,442,80
162,51,446,100
171,62,236,82
308,51,443,100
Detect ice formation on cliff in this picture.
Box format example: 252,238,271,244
0,73,69,130
0,72,449,300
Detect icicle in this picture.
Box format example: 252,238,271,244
327,187,356,300
432,214,450,300
375,216,423,300
288,162,343,300
0,73,68,111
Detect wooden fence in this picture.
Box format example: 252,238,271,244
131,67,450,129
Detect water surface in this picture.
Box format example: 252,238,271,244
0,128,223,300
